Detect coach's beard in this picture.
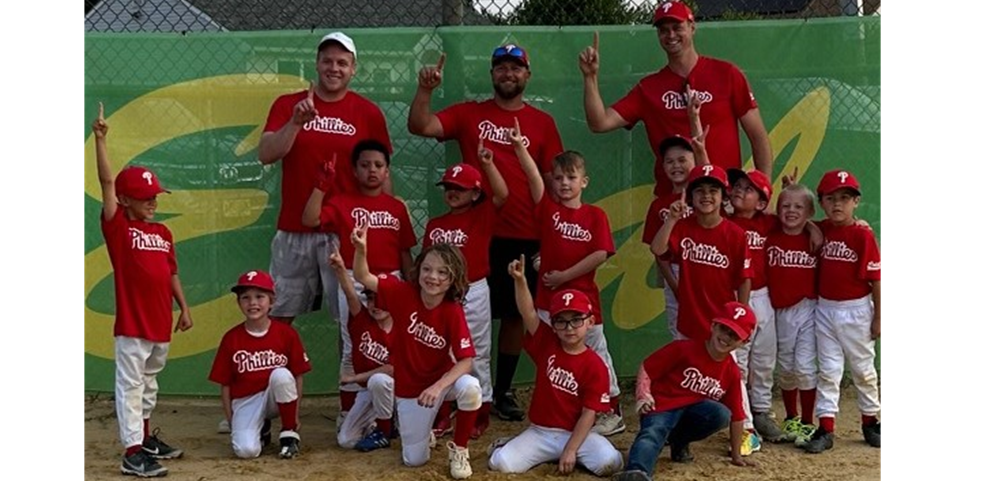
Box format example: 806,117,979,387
493,81,525,100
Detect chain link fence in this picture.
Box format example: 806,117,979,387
84,0,880,394
85,1,879,30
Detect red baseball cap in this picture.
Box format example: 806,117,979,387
549,289,592,318
687,164,729,189
653,1,695,25
728,168,773,201
436,163,483,190
713,301,757,341
231,270,276,294
115,166,170,200
492,44,530,69
817,169,861,196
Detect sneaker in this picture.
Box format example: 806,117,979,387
670,443,694,463
447,441,472,479
752,412,786,442
802,427,834,454
793,422,818,447
260,419,272,447
592,412,626,437
143,428,183,459
487,436,513,457
355,429,390,452
739,431,762,456
612,469,652,481
862,421,881,448
278,430,301,459
217,418,231,434
336,411,347,434
121,450,168,477
429,430,437,449
493,391,525,422
780,417,803,442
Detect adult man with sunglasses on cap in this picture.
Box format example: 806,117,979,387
579,1,772,197
408,44,564,434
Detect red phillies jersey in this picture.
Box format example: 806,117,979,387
642,339,746,422
377,276,476,398
817,221,881,301
668,217,752,341
349,309,391,385
641,192,693,246
422,201,497,283
320,193,416,273
726,213,777,290
436,100,564,240
611,57,758,197
765,227,818,309
100,209,177,342
263,90,392,232
523,323,611,431
534,196,615,323
208,320,312,400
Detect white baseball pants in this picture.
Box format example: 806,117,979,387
814,295,880,418
735,287,777,413
775,298,817,391
489,424,623,476
660,263,681,341
396,374,481,467
115,336,170,449
230,367,299,458
464,278,494,403
338,373,395,449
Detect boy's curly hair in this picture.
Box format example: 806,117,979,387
411,243,469,303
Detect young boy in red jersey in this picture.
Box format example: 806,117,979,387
801,170,881,453
209,271,311,459
93,103,193,477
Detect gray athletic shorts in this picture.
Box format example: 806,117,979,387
268,230,341,321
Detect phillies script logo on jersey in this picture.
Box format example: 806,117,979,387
680,367,726,400
821,241,858,262
546,355,579,396
303,115,357,136
429,228,469,247
129,228,171,253
477,121,530,147
745,230,766,251
552,212,592,242
662,89,714,110
679,238,729,268
358,331,389,366
233,349,288,373
407,312,446,349
767,246,816,268
351,208,400,230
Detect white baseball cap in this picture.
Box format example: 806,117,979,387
318,32,357,58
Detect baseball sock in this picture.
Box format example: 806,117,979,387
475,402,491,427
434,402,453,430
278,400,299,432
453,409,476,448
861,414,878,426
341,391,357,412
126,444,143,457
782,389,799,419
818,417,835,433
610,396,621,415
495,353,520,398
800,389,816,424
143,418,150,440
376,418,392,435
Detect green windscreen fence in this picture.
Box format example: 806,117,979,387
84,18,880,395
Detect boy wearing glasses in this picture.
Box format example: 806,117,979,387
487,258,622,477
408,43,565,423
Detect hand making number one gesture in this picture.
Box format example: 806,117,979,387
418,53,446,90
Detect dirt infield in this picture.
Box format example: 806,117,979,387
84,386,879,480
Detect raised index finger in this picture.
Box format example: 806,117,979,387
97,102,104,119
307,81,315,102
593,31,599,51
436,52,447,70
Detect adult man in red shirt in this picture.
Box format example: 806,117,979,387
258,31,392,327
408,44,564,423
579,1,772,196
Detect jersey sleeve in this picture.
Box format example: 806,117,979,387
581,354,612,413
286,326,312,376
592,207,616,257
641,342,680,383
263,93,297,133
448,305,476,361
729,64,759,119
642,198,666,245
720,360,747,422
859,229,882,282
164,227,178,275
522,321,555,361
318,202,338,232
610,82,643,127
436,101,469,141
99,205,127,249
208,332,234,386
668,218,687,258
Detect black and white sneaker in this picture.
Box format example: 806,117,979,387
143,428,183,459
121,450,168,477
278,430,301,459
802,427,835,454
493,391,525,421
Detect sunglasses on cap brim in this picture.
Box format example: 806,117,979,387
492,46,526,60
